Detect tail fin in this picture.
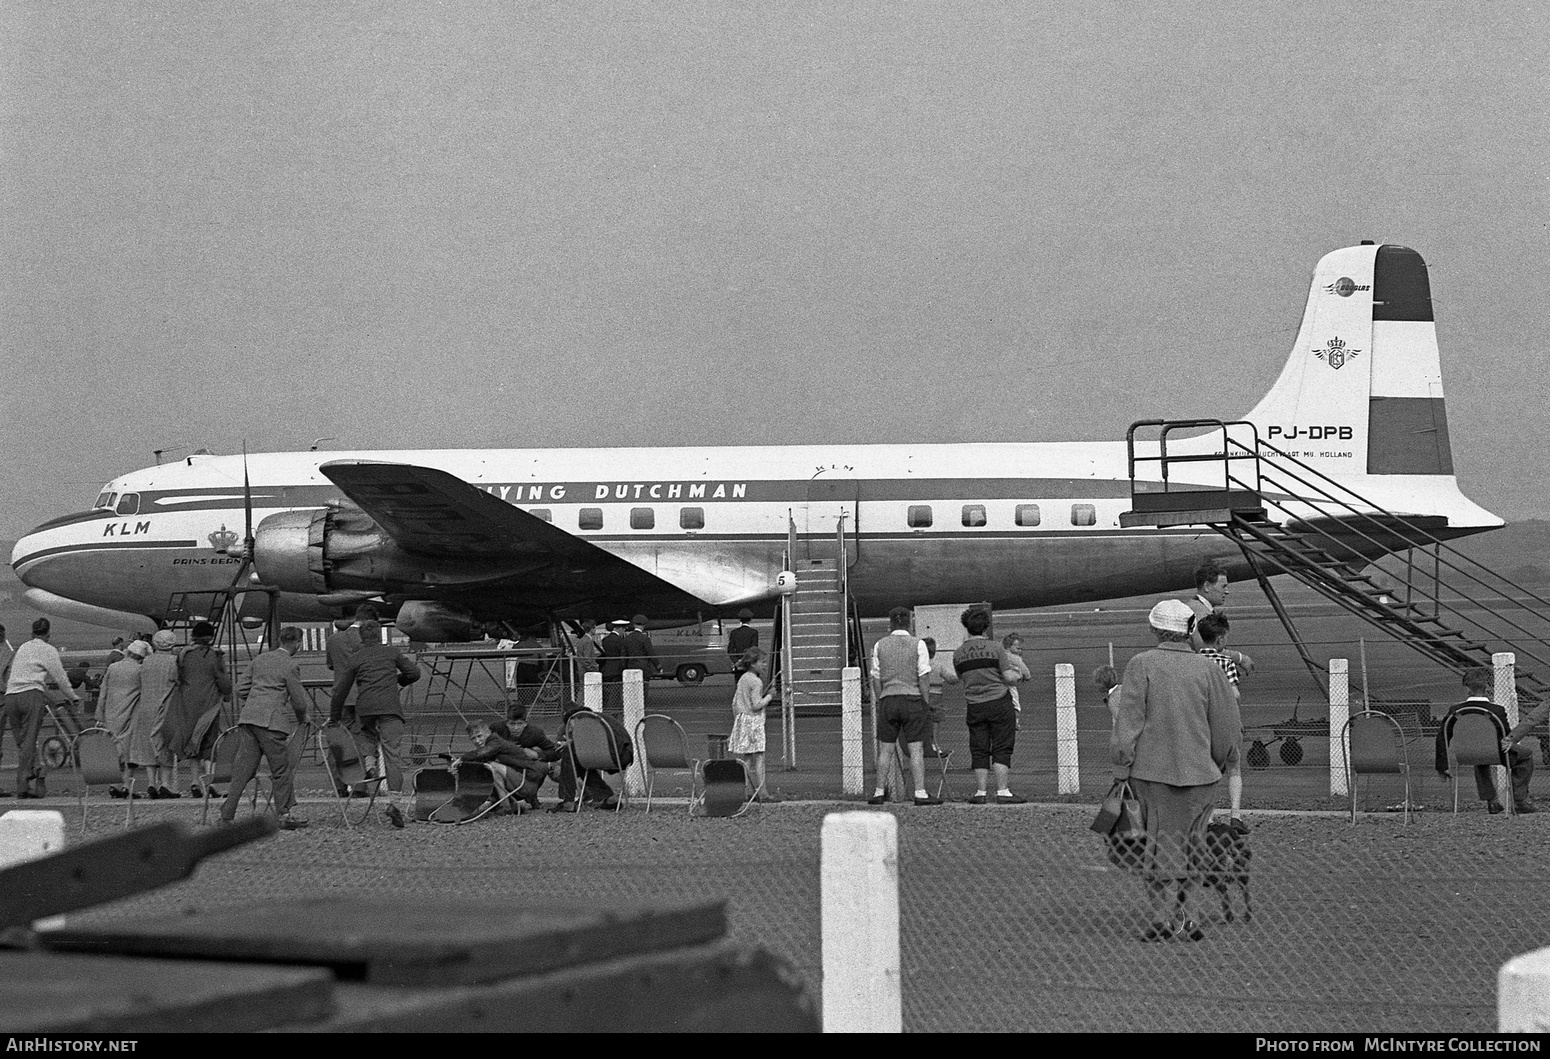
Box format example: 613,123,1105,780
1244,242,1452,481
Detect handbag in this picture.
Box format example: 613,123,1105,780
1092,779,1148,874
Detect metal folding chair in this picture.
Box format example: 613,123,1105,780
1340,710,1411,824
567,711,627,812
635,714,703,814
71,727,132,831
1446,707,1515,816
318,725,388,826
199,725,242,825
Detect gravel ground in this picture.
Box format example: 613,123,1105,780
36,794,1547,1034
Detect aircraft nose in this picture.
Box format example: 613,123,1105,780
11,510,108,593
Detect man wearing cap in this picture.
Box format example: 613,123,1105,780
1111,599,1242,942
727,609,758,665
140,630,183,799
329,618,421,828
174,621,233,797
599,620,627,711
622,615,660,706
3,618,79,798
222,626,311,829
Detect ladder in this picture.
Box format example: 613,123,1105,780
1122,419,1550,715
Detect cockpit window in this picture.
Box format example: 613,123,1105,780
95,491,113,509
115,493,140,516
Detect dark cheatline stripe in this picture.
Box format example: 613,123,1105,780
11,540,202,571
1367,397,1454,475
1372,245,1434,322
955,656,1003,673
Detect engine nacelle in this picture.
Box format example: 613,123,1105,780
395,600,481,643
251,510,328,595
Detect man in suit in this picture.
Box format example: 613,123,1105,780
1435,667,1535,814
221,626,311,829
622,614,660,707
1183,560,1255,675
726,609,758,665
329,618,422,828
599,620,627,711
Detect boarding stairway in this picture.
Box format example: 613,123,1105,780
773,517,860,726
1121,419,1550,714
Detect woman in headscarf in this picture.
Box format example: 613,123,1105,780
138,629,182,799
97,639,148,798
173,621,233,797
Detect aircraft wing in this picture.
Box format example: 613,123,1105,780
318,461,703,602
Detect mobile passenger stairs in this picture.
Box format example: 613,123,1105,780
1120,419,1550,762
769,515,865,769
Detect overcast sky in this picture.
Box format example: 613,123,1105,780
3,1,1547,540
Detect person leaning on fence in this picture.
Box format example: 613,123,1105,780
1111,599,1242,943
728,646,780,803
221,626,311,830
328,618,421,829
952,607,1027,805
1436,667,1535,814
3,618,80,799
1196,612,1245,822
868,607,941,807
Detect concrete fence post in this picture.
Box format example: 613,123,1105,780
1499,946,1550,1031
0,810,67,930
821,811,901,1032
622,670,646,797
841,667,863,795
583,671,602,712
1054,663,1079,795
1493,652,1517,807
1329,658,1349,798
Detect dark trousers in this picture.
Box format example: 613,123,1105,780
557,757,617,805
1472,747,1535,805
222,724,296,822
2,691,48,796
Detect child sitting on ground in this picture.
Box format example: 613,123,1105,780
1196,612,1244,822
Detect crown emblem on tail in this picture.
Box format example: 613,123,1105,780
1313,336,1361,371
208,525,240,552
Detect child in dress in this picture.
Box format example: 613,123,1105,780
728,646,778,803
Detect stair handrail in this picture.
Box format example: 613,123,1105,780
1226,456,1550,678
1126,419,1262,497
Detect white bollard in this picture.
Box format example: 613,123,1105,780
0,810,67,930
1329,659,1349,798
622,670,646,797
1055,663,1079,795
841,667,863,796
583,671,602,712
1493,652,1517,807
1499,946,1550,1031
821,811,901,1033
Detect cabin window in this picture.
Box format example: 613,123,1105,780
528,508,552,523
579,507,603,530
115,493,140,516
630,507,655,530
961,504,987,528
907,505,933,528
680,507,705,530
1015,504,1041,527
1071,503,1097,527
